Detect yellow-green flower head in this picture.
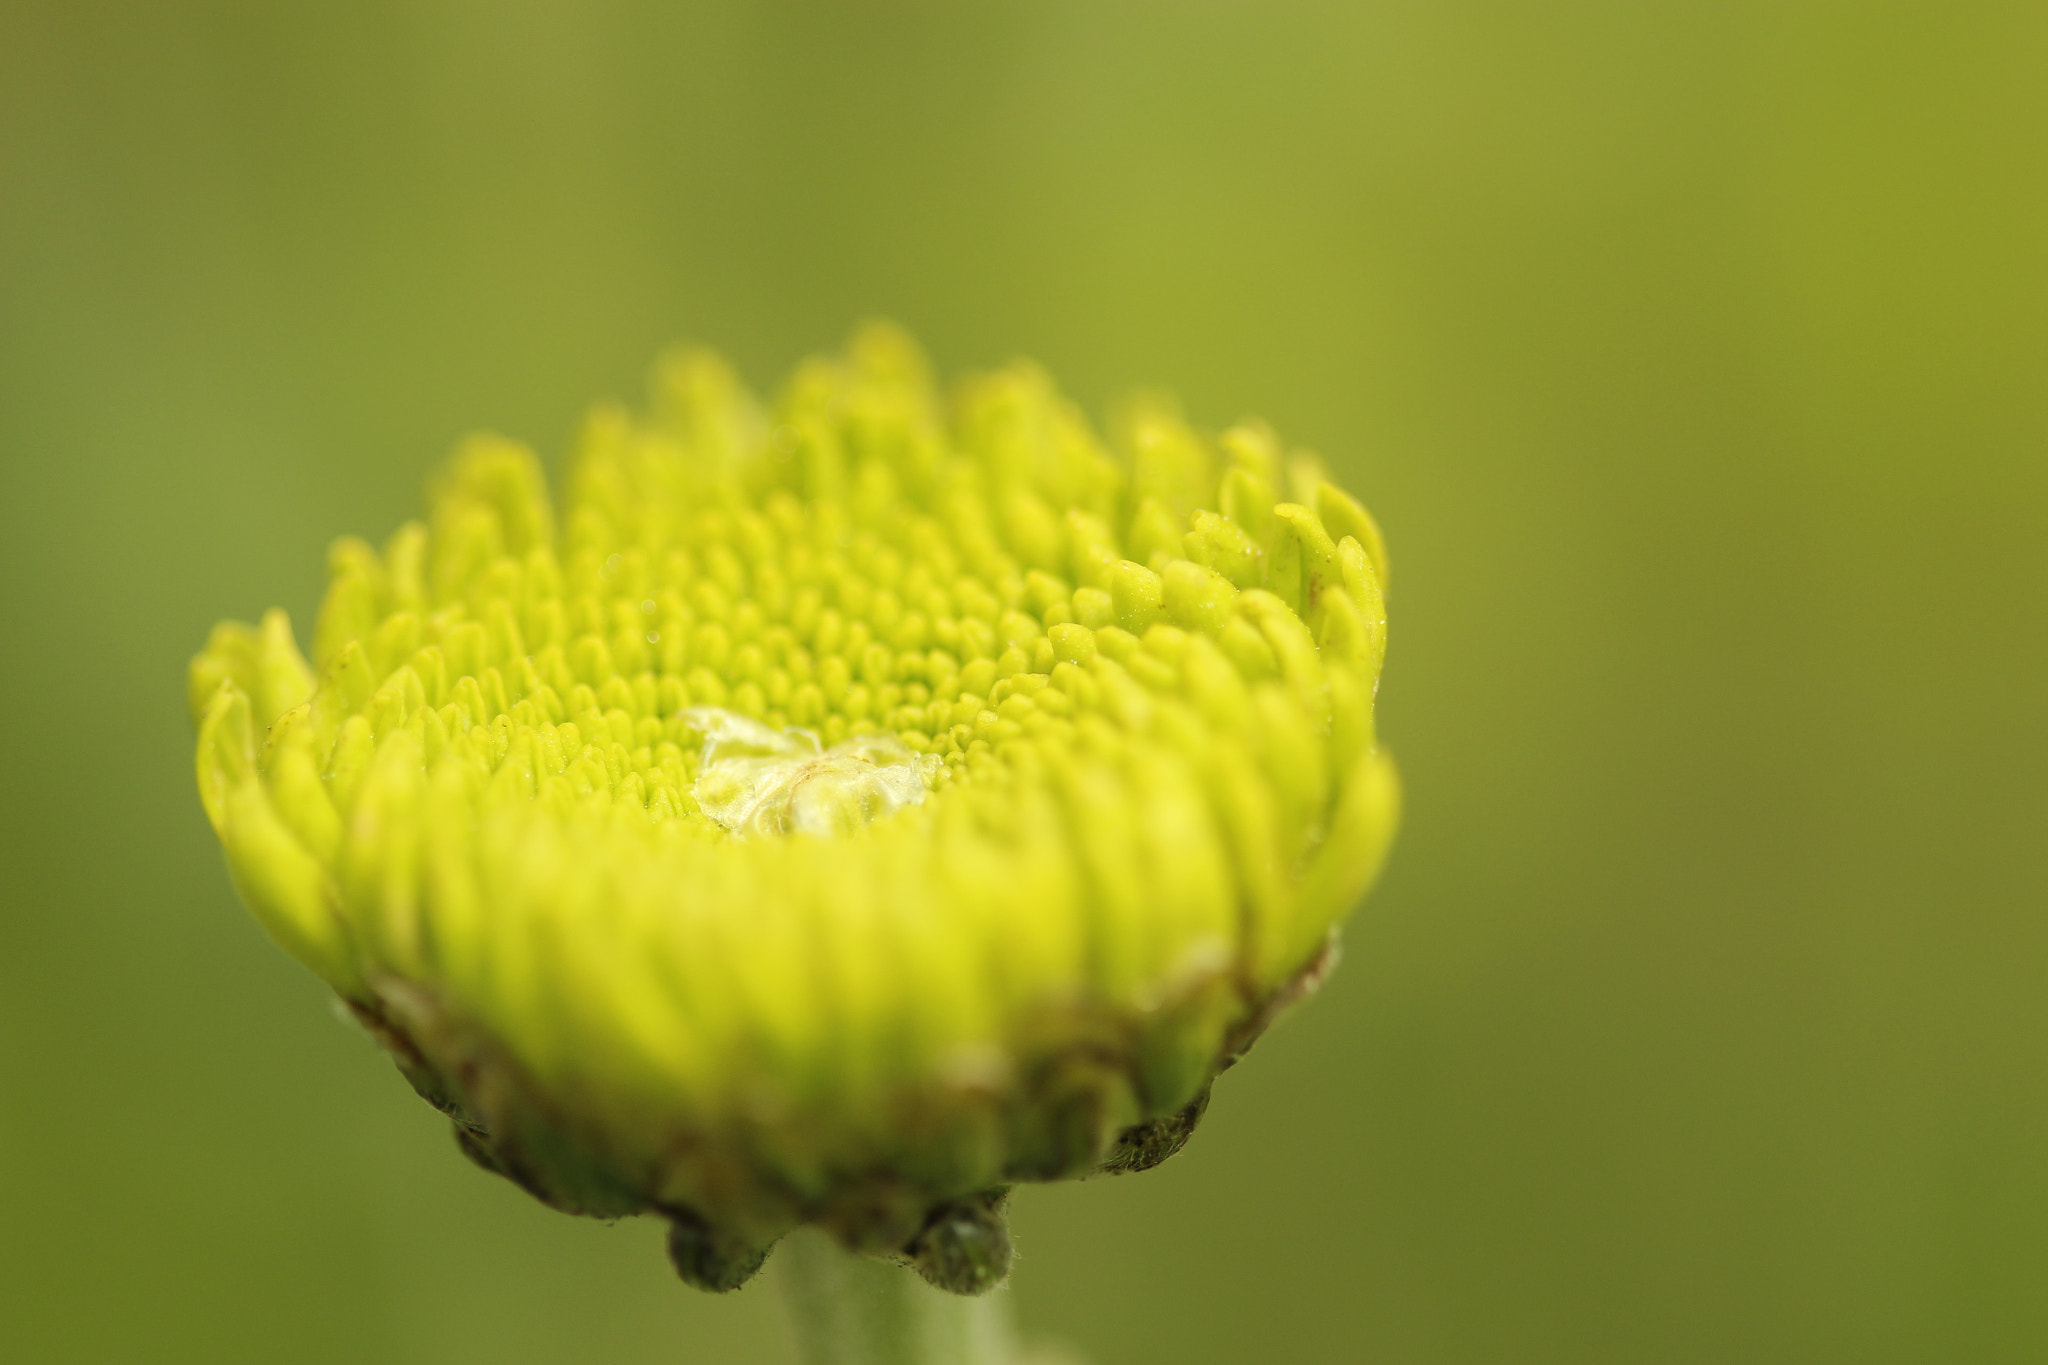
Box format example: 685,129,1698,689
189,324,1398,1295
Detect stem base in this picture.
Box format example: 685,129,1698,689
776,1229,1018,1365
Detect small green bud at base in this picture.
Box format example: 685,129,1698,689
189,323,1399,1294
667,1210,777,1294
1100,1087,1212,1175
903,1189,1013,1296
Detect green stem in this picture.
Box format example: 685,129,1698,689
776,1229,1019,1365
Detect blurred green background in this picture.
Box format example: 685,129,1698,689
3,2,2043,1361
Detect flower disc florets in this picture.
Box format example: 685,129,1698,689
190,325,1398,1294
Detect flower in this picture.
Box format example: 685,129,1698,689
189,324,1398,1295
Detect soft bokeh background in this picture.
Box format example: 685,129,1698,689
3,3,2043,1361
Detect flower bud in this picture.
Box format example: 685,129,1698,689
189,324,1399,1294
